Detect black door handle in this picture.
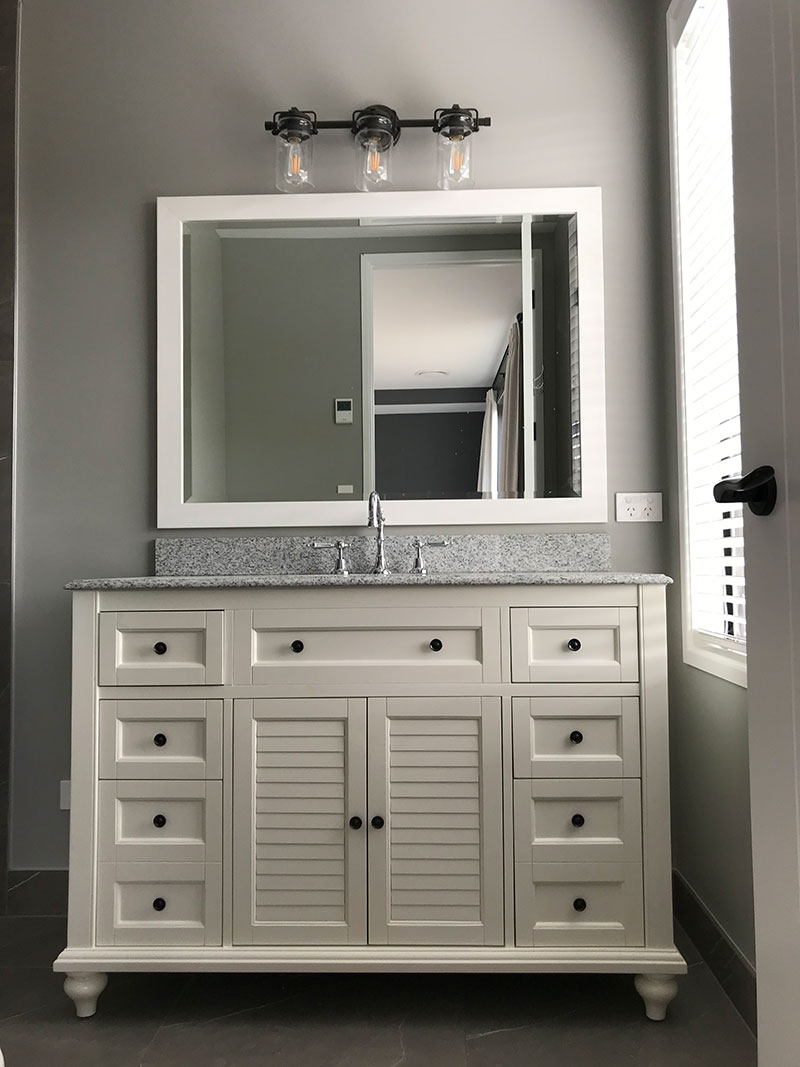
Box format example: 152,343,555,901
713,465,776,516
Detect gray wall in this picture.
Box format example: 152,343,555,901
14,0,665,868
650,0,755,965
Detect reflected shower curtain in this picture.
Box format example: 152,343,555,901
477,388,499,498
499,320,521,498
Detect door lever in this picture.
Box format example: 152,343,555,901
713,465,777,516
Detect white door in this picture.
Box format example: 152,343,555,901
367,696,504,946
232,697,367,945
729,1,800,1060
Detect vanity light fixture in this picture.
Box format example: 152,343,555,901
433,106,481,189
265,104,490,192
269,108,317,192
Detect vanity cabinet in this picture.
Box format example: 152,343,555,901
54,581,685,1022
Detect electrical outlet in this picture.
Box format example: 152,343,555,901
60,780,71,810
615,492,663,522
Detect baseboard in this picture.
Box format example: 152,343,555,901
6,870,68,916
672,870,756,1034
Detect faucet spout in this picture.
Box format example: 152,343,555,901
367,491,390,575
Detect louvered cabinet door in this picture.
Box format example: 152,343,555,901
233,698,367,945
367,697,503,946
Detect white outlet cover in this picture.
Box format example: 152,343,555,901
615,492,663,522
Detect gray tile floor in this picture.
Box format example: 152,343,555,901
0,917,756,1066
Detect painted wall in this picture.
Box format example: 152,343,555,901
13,0,664,867
650,0,755,965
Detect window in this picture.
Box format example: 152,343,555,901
668,0,747,687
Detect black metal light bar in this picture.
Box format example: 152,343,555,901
265,105,491,135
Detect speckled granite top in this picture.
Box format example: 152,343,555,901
155,533,612,577
66,572,671,590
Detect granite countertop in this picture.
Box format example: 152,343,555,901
65,572,672,591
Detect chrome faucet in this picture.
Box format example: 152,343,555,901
367,491,390,575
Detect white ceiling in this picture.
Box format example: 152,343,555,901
371,258,523,391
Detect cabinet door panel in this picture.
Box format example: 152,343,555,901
368,697,503,946
233,698,366,946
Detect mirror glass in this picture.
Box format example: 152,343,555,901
182,214,582,507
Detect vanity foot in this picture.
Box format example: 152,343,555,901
634,973,678,1021
64,972,108,1018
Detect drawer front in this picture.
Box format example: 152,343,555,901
513,779,642,864
234,608,501,685
98,781,222,863
510,607,638,682
514,862,643,947
96,862,222,946
512,697,641,778
99,611,224,686
99,699,223,780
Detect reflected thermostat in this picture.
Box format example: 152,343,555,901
334,398,353,424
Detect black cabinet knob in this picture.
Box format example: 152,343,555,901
349,816,363,830
573,897,587,912
153,733,167,747
153,814,167,829
569,730,584,745
567,638,582,652
429,638,443,652
571,813,585,828
371,815,385,830
153,641,168,655
291,639,304,654
152,897,166,912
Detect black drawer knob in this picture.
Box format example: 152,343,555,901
567,638,582,652
349,816,363,830
153,814,167,829
569,730,584,745
291,639,304,654
153,641,168,655
371,815,385,830
573,897,587,912
152,897,166,912
571,813,585,828
429,638,443,652
153,733,167,747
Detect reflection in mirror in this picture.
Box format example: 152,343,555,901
182,214,581,506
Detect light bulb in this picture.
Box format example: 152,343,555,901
437,131,473,190
275,135,314,192
356,136,393,191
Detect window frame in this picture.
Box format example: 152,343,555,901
667,0,748,688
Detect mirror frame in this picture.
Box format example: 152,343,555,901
157,188,607,527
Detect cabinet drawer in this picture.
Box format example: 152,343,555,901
513,779,642,864
234,608,501,685
510,607,638,682
99,699,223,779
98,781,222,863
514,862,643,947
96,862,222,946
99,611,224,686
512,697,640,778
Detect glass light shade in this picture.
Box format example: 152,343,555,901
437,132,474,190
355,137,393,191
275,136,314,193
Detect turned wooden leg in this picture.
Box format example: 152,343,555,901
64,972,108,1018
634,973,679,1021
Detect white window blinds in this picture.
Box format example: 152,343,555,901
673,0,746,649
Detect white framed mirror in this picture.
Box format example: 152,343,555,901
157,188,606,527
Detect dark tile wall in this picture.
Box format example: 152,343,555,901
0,0,15,911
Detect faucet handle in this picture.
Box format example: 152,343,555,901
411,537,450,575
313,539,351,576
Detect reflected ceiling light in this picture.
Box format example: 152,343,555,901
265,104,490,192
414,370,450,377
269,108,317,193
